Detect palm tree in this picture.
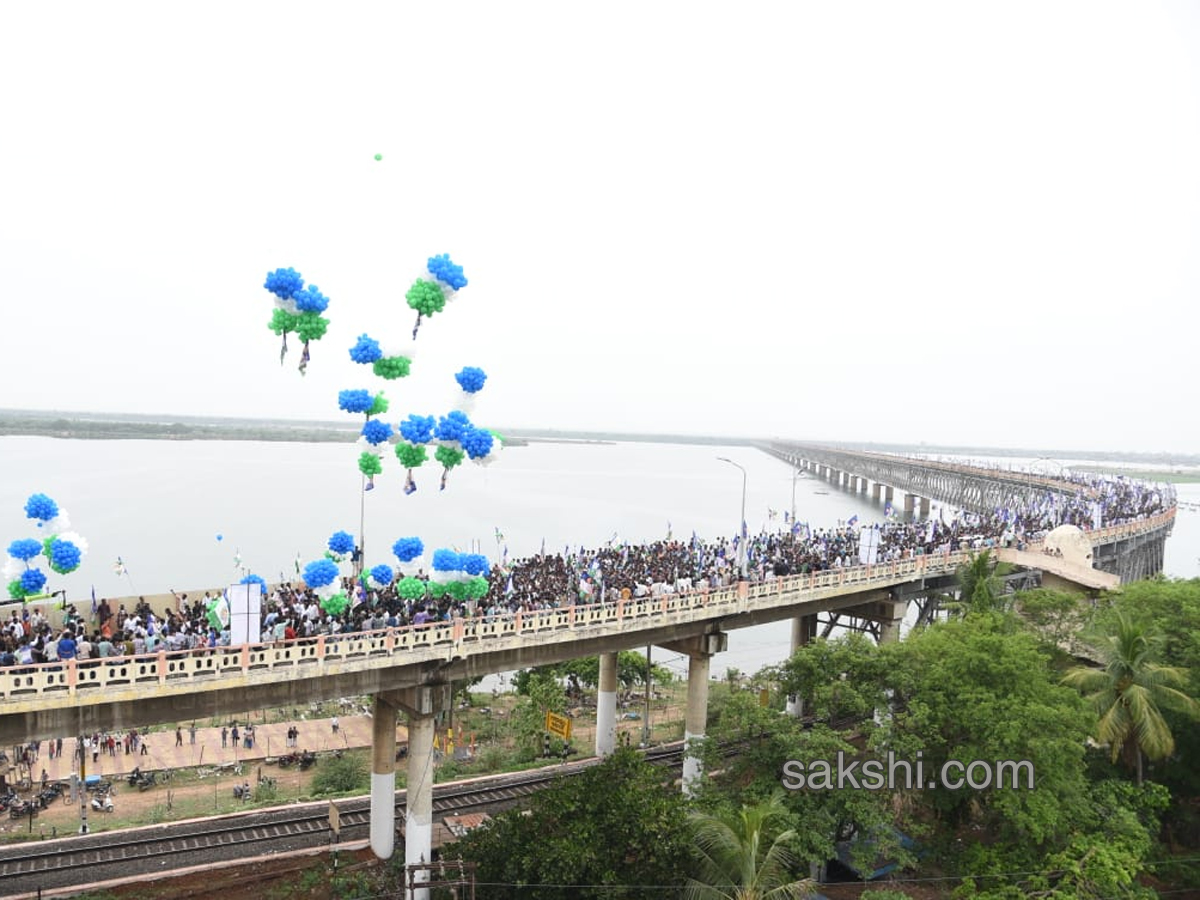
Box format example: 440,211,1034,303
686,792,813,900
954,550,1009,614
1062,611,1199,785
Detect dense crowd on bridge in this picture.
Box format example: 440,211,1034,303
0,468,1173,666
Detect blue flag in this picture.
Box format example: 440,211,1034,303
847,515,859,527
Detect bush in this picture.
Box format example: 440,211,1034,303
310,752,369,796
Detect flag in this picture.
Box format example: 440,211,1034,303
540,537,546,557
494,527,504,543
91,585,97,617
404,471,417,495
884,501,895,518
503,545,509,565
791,520,801,536
847,515,859,527
608,531,618,546
741,520,749,539
294,553,302,575
767,508,777,521
666,521,672,541
504,572,514,596
113,557,127,577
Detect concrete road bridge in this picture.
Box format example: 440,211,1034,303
762,442,1174,583
0,449,1177,898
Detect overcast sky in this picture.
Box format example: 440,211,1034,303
1,2,1196,453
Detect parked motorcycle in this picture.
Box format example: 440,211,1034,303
91,793,114,813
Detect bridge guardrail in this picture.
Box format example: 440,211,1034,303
0,509,1174,705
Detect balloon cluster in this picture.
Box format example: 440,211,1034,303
426,549,490,602
264,267,331,375
367,564,394,590
4,494,87,600
391,537,425,575
407,254,468,340
338,389,392,488
327,530,356,561
453,366,487,414
349,332,414,382
301,556,349,613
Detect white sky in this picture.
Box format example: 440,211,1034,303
1,1,1197,453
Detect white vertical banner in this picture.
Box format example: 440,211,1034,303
858,526,880,565
1091,502,1103,530
227,583,262,645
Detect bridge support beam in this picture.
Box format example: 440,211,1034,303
785,615,818,717
396,684,450,900
884,486,894,503
872,483,881,502
919,497,930,519
596,652,618,757
878,600,907,644
663,632,727,796
904,494,916,516
370,693,400,860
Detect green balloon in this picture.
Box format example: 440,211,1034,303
7,580,27,601
397,577,426,600
466,576,489,600
295,312,329,342
395,442,428,468
368,392,389,416
269,308,299,335
446,581,469,602
372,355,411,380
374,153,382,161
405,279,446,317
427,582,448,599
358,452,383,477
321,592,350,616
435,445,465,469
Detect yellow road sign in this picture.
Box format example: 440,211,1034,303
328,801,340,835
545,711,572,740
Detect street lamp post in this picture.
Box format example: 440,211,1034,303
716,457,748,581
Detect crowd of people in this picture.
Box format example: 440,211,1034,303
0,468,1174,667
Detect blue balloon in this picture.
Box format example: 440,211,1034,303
392,537,424,562
432,549,461,572
240,574,267,595
435,411,472,444
454,366,487,394
264,267,304,299
7,538,43,561
369,564,394,586
24,493,59,523
349,334,383,364
362,420,394,445
303,559,340,589
328,531,356,555
20,568,46,594
426,254,468,290
338,389,374,414
461,553,489,576
49,539,82,573
216,534,223,542
462,427,495,460
292,285,329,314
399,414,436,445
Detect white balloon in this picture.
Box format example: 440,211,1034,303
2,556,23,581
46,510,72,535
397,560,423,577
455,393,477,415
274,296,299,315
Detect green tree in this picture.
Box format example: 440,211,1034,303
1062,610,1199,785
451,748,691,899
509,670,567,760
953,550,1011,615
686,791,813,900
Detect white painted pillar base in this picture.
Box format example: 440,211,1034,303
370,694,398,860
405,714,435,900
370,771,396,859
596,652,618,757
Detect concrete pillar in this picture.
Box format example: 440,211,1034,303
859,478,867,494
596,652,618,757
884,486,894,503
831,469,840,486
872,483,882,502
904,494,916,516
405,713,435,900
919,497,930,519
371,694,399,859
682,652,711,797
879,600,906,644
785,614,817,717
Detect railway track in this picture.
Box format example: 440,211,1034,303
0,744,688,897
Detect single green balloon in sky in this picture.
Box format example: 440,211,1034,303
374,153,382,161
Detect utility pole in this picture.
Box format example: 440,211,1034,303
642,645,652,746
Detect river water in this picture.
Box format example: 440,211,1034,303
1,437,1195,680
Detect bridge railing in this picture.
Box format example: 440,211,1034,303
0,509,1175,704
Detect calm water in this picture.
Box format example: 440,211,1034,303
1,438,1195,680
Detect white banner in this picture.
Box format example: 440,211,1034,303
858,526,880,566
227,583,262,645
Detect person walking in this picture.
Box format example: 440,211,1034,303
189,723,196,745
221,726,228,749
175,727,183,748
331,716,338,734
